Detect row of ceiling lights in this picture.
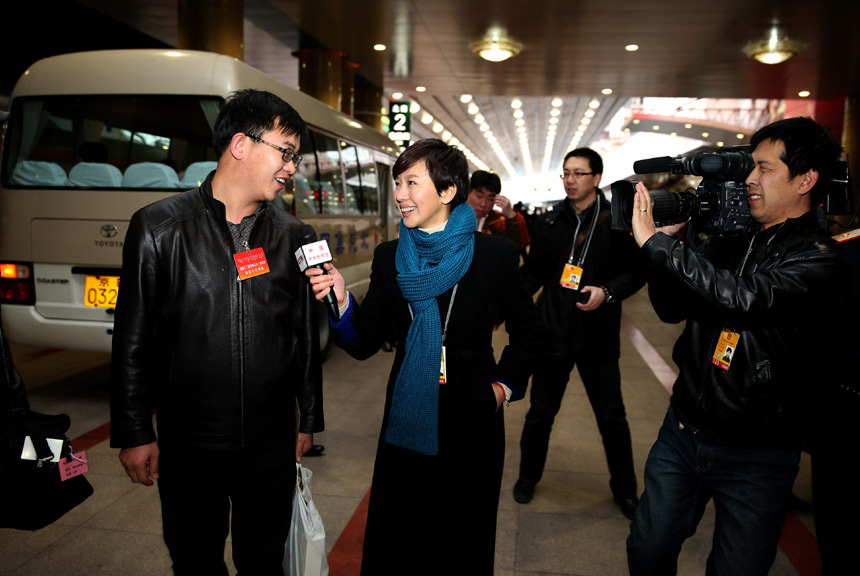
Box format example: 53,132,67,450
389,92,493,172
378,22,807,177
387,92,609,179
627,119,748,148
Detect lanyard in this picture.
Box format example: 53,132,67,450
408,283,459,345
567,195,601,267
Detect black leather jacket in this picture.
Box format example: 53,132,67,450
642,212,851,449
521,195,645,359
110,175,324,451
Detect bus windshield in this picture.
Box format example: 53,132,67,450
2,95,222,190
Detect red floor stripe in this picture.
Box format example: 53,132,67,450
327,489,369,576
71,421,111,452
779,512,822,576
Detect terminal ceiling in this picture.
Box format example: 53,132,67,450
7,0,860,184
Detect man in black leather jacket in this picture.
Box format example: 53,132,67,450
110,89,324,575
513,148,645,519
626,117,851,575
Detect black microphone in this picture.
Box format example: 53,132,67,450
295,224,340,322
633,156,674,174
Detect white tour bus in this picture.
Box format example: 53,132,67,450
0,49,401,354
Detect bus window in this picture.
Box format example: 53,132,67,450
295,132,321,215
356,146,380,214
340,141,364,215
1,95,220,191
313,133,345,215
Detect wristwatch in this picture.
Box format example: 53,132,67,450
600,285,616,304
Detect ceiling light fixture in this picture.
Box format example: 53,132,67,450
471,27,523,62
743,25,804,64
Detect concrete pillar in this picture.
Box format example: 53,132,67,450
293,49,345,111
341,60,359,116
842,97,859,222
177,0,244,60
354,74,383,131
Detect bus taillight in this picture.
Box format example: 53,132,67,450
0,263,35,304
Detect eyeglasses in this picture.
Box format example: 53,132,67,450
560,171,594,180
245,133,303,168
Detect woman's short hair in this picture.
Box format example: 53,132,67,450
393,139,469,208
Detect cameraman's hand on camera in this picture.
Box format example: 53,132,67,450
632,183,687,247
632,183,657,247
305,262,347,308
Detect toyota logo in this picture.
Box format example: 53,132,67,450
100,224,119,238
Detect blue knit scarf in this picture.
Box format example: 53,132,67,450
386,203,476,455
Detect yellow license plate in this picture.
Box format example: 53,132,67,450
84,275,120,308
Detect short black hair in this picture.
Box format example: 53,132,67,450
563,147,603,175
750,117,842,193
212,89,307,158
470,170,502,194
393,139,469,208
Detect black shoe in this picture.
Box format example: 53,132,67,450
513,479,535,504
306,444,325,457
617,496,639,520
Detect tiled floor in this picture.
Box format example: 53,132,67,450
0,288,819,575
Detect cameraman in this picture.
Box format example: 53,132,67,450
625,116,851,575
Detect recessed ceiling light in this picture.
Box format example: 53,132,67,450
460,94,473,103
601,88,613,95
511,99,523,109
702,132,709,138
736,133,745,139
684,123,692,129
589,100,601,108
374,44,387,51
552,97,563,107
416,86,426,92
625,44,639,52
798,90,811,98
392,92,403,100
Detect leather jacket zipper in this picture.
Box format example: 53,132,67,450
237,276,245,448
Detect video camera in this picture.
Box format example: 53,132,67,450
611,146,854,237
611,146,754,237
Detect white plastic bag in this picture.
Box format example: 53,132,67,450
284,462,329,576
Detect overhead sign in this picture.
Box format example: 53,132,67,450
388,101,411,145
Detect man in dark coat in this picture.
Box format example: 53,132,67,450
514,147,645,520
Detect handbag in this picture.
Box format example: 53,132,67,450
0,410,94,531
284,462,329,576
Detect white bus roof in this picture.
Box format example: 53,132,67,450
12,49,398,155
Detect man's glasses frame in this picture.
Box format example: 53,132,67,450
245,133,303,168
560,171,594,180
